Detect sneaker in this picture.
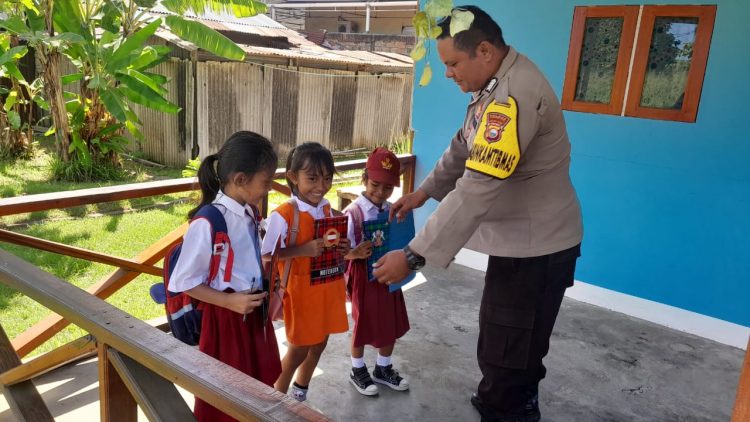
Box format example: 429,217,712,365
349,365,379,396
372,364,409,391
290,383,308,402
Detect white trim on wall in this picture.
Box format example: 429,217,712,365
453,249,749,350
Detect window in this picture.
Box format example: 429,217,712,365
561,5,716,122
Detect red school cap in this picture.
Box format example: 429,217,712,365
365,147,400,186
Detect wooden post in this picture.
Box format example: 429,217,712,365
0,335,96,386
402,159,415,195
98,343,137,422
0,324,54,421
732,337,750,421
107,349,195,421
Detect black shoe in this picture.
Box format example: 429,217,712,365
470,392,541,422
349,365,378,396
372,364,410,391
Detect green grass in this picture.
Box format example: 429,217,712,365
0,204,193,356
0,139,190,227
0,141,363,356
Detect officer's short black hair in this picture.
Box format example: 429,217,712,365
437,5,506,56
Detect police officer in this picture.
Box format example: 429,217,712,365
373,5,583,422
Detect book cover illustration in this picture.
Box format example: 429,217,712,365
362,210,417,292
311,215,349,285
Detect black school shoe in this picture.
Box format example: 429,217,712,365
350,365,379,396
470,389,541,422
372,364,410,391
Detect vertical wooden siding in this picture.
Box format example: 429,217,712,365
42,54,413,167
131,60,193,167
193,62,413,163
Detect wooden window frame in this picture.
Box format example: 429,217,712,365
561,6,639,115
562,5,717,123
624,5,717,122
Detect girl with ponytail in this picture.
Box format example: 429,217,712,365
169,131,281,422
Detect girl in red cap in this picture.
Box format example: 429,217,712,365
343,147,410,396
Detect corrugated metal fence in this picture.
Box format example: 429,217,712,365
134,59,412,167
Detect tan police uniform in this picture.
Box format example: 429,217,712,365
410,46,582,265
409,46,583,416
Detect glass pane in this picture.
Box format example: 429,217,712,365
640,17,699,109
574,17,624,104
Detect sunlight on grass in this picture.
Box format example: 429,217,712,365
0,203,194,355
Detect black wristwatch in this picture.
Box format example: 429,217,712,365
403,245,426,270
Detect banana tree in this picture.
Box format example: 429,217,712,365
0,32,46,159
1,0,266,177
0,1,72,160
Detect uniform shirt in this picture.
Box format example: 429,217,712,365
261,196,333,255
346,194,391,248
412,46,584,266
168,192,263,293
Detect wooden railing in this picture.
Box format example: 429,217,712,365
0,154,416,421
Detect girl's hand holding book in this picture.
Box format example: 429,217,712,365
337,238,352,257
302,238,325,257
348,240,372,259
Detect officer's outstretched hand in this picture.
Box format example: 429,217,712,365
372,250,411,286
389,189,429,222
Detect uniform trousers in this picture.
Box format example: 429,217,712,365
477,244,580,415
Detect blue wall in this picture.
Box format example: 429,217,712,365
412,0,750,326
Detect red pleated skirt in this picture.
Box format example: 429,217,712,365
194,301,282,422
346,258,410,348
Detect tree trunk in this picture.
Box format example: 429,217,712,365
40,0,72,162
40,49,71,161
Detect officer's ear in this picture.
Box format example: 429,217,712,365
476,41,494,62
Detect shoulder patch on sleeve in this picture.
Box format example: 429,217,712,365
466,96,521,180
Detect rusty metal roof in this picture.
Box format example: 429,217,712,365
148,8,412,71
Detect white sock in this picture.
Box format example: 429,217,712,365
351,356,365,368
377,354,391,367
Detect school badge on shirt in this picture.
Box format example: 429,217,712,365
466,96,521,180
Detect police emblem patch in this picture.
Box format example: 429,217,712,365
466,96,521,180
484,112,510,143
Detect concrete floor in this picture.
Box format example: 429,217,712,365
1,263,745,421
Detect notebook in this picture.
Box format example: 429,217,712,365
311,215,349,285
362,210,416,292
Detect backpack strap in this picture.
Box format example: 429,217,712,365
192,204,233,283
280,199,299,290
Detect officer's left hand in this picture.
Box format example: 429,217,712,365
373,250,411,286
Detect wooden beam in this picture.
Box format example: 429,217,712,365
0,324,54,421
0,229,162,276
331,154,415,173
732,337,750,421
0,249,330,421
11,223,186,357
271,181,292,197
0,335,96,386
98,344,137,422
107,348,195,422
0,156,415,217
0,178,199,217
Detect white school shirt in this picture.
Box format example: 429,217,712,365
168,192,263,293
260,196,332,255
346,194,391,248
